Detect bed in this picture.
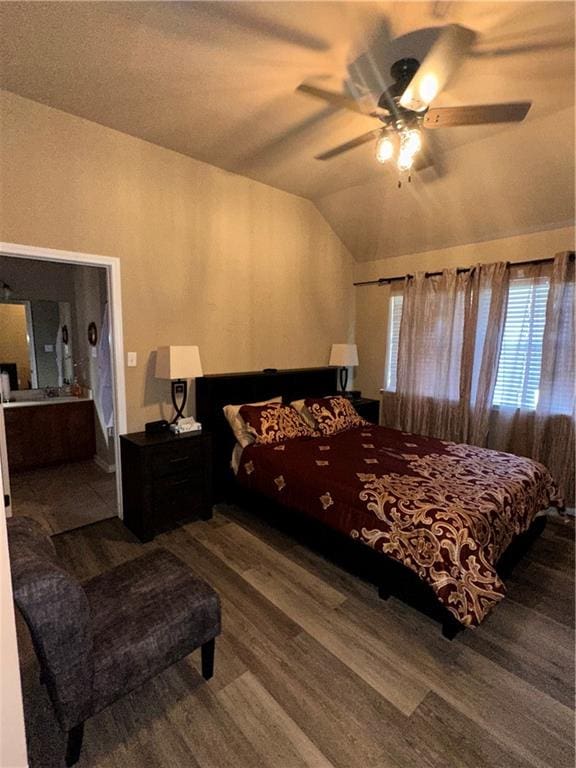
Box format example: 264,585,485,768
196,367,560,637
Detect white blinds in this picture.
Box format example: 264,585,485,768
491,277,550,409
385,293,403,391
386,274,555,411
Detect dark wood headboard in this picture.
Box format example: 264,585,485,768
196,367,338,500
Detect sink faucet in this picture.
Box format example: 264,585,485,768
44,387,59,398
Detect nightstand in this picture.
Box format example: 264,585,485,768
120,430,212,542
351,397,380,425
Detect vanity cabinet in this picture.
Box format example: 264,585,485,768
4,400,96,472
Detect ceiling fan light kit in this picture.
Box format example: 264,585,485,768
297,23,532,184
375,127,422,174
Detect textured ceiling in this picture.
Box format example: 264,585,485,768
0,1,574,260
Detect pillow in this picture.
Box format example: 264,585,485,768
289,398,317,430
239,403,318,445
223,396,281,448
303,395,369,436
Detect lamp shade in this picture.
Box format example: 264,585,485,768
155,346,203,380
329,343,359,367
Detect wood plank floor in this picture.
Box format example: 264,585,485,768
16,504,575,768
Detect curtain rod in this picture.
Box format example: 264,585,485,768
353,251,575,287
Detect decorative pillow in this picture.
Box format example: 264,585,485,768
223,397,281,448
289,399,317,430
239,403,318,445
303,396,369,436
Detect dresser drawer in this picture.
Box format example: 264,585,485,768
121,430,212,542
151,441,205,479
152,476,208,531
153,472,206,502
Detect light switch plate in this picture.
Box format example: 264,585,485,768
127,352,137,367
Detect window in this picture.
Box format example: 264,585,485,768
384,294,403,391
492,277,550,410
385,277,551,409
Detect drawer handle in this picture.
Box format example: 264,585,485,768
168,478,192,487
169,456,190,464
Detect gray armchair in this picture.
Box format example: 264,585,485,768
8,517,221,766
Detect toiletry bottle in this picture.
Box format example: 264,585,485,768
0,371,11,403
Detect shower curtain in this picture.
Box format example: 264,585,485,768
95,303,114,444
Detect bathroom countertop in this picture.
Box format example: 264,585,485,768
2,396,92,409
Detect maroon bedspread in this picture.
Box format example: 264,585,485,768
237,425,560,627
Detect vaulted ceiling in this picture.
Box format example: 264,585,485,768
0,2,574,260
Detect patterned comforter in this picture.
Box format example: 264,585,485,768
237,425,560,627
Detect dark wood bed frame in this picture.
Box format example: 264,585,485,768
196,366,547,639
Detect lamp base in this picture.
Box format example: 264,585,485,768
338,367,348,393
171,379,188,423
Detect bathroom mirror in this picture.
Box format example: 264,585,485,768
0,299,74,390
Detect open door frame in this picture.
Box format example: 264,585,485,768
0,462,28,767
0,242,127,767
0,241,127,519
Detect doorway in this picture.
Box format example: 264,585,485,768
0,242,126,531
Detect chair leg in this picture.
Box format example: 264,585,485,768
201,638,215,680
65,722,84,767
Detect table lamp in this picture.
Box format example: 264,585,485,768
155,345,203,423
329,343,359,393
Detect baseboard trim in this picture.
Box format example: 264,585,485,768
93,455,116,474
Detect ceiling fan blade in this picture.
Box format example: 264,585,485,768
136,3,329,52
471,39,574,59
423,102,531,128
297,84,368,115
315,129,382,161
470,20,574,59
399,24,477,112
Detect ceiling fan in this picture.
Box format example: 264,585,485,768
297,25,531,174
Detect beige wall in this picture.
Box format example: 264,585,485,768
0,91,354,430
354,226,576,400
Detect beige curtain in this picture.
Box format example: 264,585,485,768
534,254,575,503
394,269,472,441
464,262,509,445
537,254,574,415
487,254,575,504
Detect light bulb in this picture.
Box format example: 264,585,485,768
397,149,415,172
375,135,394,164
396,128,421,172
403,129,421,155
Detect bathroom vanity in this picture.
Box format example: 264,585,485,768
3,397,96,472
